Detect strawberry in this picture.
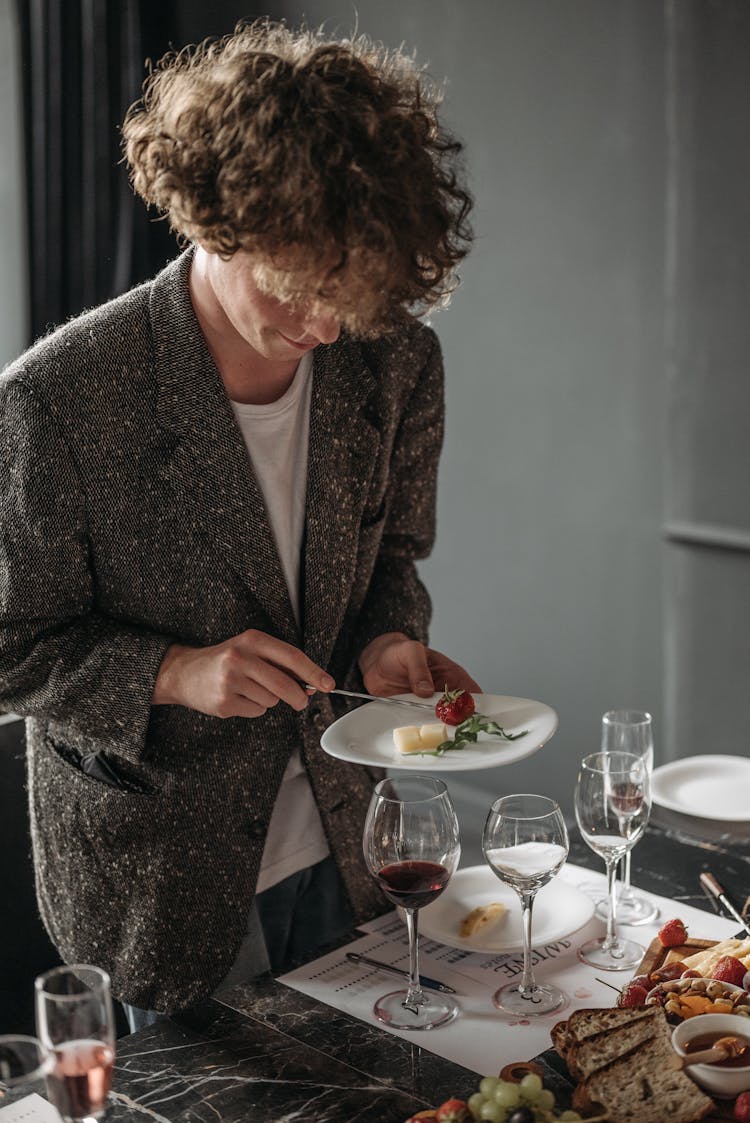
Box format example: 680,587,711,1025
436,1100,470,1123
734,1091,750,1123
657,918,688,947
712,955,748,988
404,1113,438,1123
435,687,475,726
617,982,648,1007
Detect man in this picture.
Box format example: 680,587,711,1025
0,20,476,1026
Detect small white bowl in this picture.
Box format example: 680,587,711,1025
672,1013,750,1098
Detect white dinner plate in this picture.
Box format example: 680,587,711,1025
651,755,750,821
418,865,594,953
320,692,558,772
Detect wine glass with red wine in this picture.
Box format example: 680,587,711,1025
35,965,115,1123
363,775,460,1030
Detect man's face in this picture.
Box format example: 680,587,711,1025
201,250,341,362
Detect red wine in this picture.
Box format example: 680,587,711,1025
376,860,450,909
610,781,644,814
47,1039,114,1120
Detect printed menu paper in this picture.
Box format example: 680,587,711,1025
0,1095,62,1123
279,863,739,1075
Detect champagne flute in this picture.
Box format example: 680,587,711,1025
482,794,569,1015
35,965,115,1122
575,751,651,970
594,709,658,925
362,775,460,1030
0,1035,53,1109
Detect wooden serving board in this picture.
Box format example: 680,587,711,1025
635,935,717,977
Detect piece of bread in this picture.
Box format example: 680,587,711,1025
459,902,508,939
571,1027,714,1123
560,1005,656,1051
550,1020,570,1058
565,1009,662,1081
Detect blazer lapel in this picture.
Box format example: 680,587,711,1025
303,339,380,668
148,254,298,643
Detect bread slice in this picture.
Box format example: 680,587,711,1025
572,1022,714,1123
459,902,508,938
560,1004,656,1051
566,1010,663,1080
550,1019,570,1058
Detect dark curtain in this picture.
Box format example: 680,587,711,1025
15,0,179,344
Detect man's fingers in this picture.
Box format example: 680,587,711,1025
399,641,435,697
241,630,334,694
426,648,482,693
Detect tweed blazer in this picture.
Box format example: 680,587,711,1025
0,251,444,1012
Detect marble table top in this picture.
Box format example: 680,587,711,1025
106,818,750,1122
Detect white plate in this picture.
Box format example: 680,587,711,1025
320,692,558,772
418,865,594,953
651,755,750,821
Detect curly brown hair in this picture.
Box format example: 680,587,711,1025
122,19,472,334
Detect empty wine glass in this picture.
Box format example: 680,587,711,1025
0,1035,53,1110
575,751,651,970
482,794,569,1015
362,775,460,1030
35,965,116,1123
594,709,658,925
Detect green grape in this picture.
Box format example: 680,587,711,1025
518,1073,543,1102
468,1092,486,1121
479,1077,500,1098
537,1088,555,1110
478,1101,505,1123
492,1081,521,1109
559,1112,582,1122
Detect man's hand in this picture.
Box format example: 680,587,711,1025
153,629,334,718
358,632,481,699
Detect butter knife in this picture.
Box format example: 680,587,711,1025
699,871,750,937
346,951,456,993
305,685,436,712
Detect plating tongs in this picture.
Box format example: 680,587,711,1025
304,685,435,711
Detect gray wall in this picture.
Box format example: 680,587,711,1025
275,0,668,828
663,1,750,762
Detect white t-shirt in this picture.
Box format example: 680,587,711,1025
229,352,330,893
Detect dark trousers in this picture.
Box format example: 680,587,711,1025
122,855,353,1033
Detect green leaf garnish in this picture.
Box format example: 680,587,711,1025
421,713,528,757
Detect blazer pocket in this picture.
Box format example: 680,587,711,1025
43,735,159,796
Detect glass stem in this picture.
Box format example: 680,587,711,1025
402,908,426,1013
519,890,537,995
619,848,633,901
603,856,620,952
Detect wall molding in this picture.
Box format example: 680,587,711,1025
664,520,750,553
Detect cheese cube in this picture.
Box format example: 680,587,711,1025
393,726,423,754
392,722,449,754
418,723,449,750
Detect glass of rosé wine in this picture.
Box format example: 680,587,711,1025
575,751,650,970
594,709,657,925
35,965,115,1123
363,775,460,1030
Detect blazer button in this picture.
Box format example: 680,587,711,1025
246,816,268,840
